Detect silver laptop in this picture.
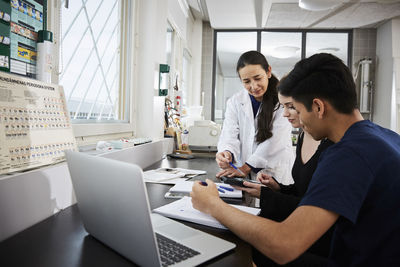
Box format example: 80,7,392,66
66,151,235,267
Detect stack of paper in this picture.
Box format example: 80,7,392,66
144,168,206,184
153,196,260,229
166,180,242,198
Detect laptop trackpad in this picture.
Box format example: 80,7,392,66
156,223,201,240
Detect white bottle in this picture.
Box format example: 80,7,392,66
36,30,53,83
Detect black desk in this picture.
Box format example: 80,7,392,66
0,156,254,267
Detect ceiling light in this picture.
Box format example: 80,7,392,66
318,47,340,53
272,46,299,59
299,0,341,11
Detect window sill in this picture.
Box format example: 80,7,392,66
72,122,134,137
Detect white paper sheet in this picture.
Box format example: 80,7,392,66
143,167,206,183
168,180,242,198
153,196,260,229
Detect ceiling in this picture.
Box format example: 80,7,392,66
188,0,400,29
187,0,400,78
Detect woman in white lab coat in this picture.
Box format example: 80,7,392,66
216,51,294,184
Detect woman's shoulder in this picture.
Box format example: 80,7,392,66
228,90,248,102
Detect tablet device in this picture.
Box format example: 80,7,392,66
219,176,261,187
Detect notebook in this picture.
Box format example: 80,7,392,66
144,167,206,184
154,196,260,229
66,151,235,267
167,180,242,198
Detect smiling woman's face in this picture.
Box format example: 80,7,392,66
238,64,271,101
278,93,302,128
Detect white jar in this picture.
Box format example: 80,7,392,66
36,30,53,83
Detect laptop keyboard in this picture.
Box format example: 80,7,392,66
156,233,200,266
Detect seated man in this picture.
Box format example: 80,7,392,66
191,53,400,266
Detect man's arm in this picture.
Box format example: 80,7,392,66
191,179,338,265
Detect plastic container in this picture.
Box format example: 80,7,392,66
181,129,189,150
36,30,53,83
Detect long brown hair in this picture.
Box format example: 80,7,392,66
236,51,279,143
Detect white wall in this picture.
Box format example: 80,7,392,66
189,19,203,106
168,0,188,42
0,139,173,242
375,18,400,131
135,0,202,136
393,19,400,133
201,22,214,120
135,0,168,138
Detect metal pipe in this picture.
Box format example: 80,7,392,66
359,58,372,113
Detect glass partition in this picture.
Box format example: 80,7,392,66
214,31,257,124
261,31,302,79
212,30,351,122
306,32,349,65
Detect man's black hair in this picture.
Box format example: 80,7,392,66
277,53,357,114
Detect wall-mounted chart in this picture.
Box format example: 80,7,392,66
0,71,76,175
0,0,45,78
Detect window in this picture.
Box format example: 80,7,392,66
213,31,257,124
181,48,191,107
306,32,349,65
261,31,302,79
166,22,174,67
58,0,133,135
212,30,351,122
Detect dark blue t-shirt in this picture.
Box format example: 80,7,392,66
299,120,400,266
249,94,261,119
247,94,262,174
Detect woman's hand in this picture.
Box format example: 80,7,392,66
233,181,263,198
216,164,250,178
215,151,232,169
257,172,281,192
216,167,243,178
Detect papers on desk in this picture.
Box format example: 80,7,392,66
153,196,260,229
165,181,242,199
144,168,206,184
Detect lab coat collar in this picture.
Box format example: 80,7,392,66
238,90,257,122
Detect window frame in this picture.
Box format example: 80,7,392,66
51,0,135,137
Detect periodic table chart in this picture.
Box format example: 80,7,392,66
0,72,77,175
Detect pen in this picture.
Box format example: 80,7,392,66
218,185,234,191
229,162,245,176
200,181,225,193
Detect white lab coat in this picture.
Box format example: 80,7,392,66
218,90,294,185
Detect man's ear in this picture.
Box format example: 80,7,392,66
312,98,325,119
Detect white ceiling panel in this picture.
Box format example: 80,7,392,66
314,2,400,28
197,0,400,29
265,3,332,28
205,0,258,28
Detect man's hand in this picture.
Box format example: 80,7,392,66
233,181,264,198
191,179,223,215
216,151,232,169
257,172,281,192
